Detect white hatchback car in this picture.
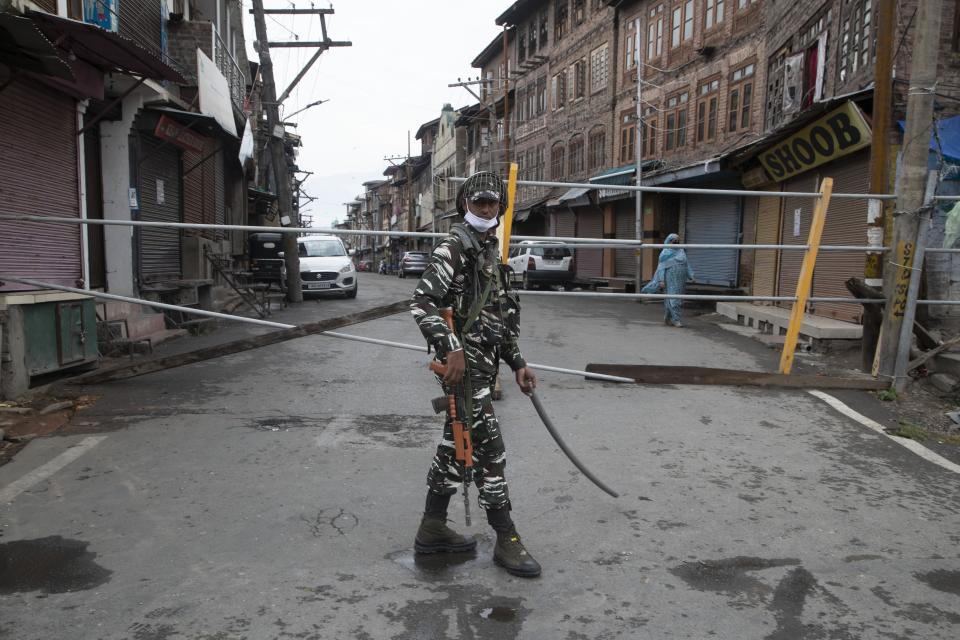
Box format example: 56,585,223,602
296,236,357,298
506,241,575,290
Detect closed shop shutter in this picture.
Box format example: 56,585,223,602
0,80,80,291
183,135,218,240
552,210,575,238
215,148,225,233
777,174,818,310
576,210,603,279
684,194,741,286
810,152,868,323
138,136,182,282
751,185,783,299
615,208,637,277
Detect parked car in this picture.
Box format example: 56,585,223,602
398,251,430,278
506,241,575,290
249,232,286,291
357,259,373,272
296,235,357,298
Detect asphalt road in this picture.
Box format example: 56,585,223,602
1,272,958,639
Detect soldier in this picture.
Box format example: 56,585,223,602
410,171,541,578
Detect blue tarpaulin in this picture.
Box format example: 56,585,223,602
898,115,960,164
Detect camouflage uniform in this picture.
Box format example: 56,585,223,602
411,222,524,510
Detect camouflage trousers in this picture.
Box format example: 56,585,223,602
426,372,509,510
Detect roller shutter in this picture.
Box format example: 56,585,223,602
137,136,182,282
751,186,783,299
576,210,603,279
615,208,637,277
684,194,741,287
183,135,220,240
552,210,575,238
0,80,80,291
777,174,818,310
810,153,868,323
213,147,225,240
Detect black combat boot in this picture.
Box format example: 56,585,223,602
414,492,477,554
487,506,541,578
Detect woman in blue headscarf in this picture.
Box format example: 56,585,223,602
641,233,694,327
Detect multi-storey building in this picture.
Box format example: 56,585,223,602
0,0,252,396
610,0,770,287
725,0,960,325
352,1,960,329
498,1,625,282
431,104,467,235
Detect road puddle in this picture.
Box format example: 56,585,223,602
0,536,112,594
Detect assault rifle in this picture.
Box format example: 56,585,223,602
427,308,474,526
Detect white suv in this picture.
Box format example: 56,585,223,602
506,241,575,290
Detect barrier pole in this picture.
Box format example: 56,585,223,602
780,178,834,374
500,163,519,264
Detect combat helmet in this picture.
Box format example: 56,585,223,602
455,171,508,216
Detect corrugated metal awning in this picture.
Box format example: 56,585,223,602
28,10,186,84
548,186,591,208
0,12,74,81
559,187,591,201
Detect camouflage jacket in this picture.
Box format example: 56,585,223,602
411,222,525,376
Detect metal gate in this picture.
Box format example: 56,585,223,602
137,135,182,282
751,185,783,299
576,210,603,279
684,194,741,287
615,209,636,277
0,79,80,291
810,152,868,322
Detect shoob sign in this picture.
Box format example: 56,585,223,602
760,101,872,182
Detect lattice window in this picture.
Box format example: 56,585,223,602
664,91,689,150
555,0,569,41
696,77,720,143
705,0,725,30
590,44,609,93
647,5,665,60
574,59,587,99
588,127,606,170
728,62,755,133
838,0,873,83
551,143,566,179
568,136,585,175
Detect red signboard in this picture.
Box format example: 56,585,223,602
153,115,207,154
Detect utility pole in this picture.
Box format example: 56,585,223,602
385,152,410,263
862,0,896,371
877,0,943,382
249,1,351,302
407,131,415,252
633,17,643,293
502,25,511,168
448,77,500,173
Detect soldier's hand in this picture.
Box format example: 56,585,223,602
443,349,466,385
515,366,537,393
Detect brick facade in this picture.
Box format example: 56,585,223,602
614,0,768,171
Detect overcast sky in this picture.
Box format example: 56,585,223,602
245,1,505,227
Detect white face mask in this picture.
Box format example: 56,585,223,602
464,208,499,232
